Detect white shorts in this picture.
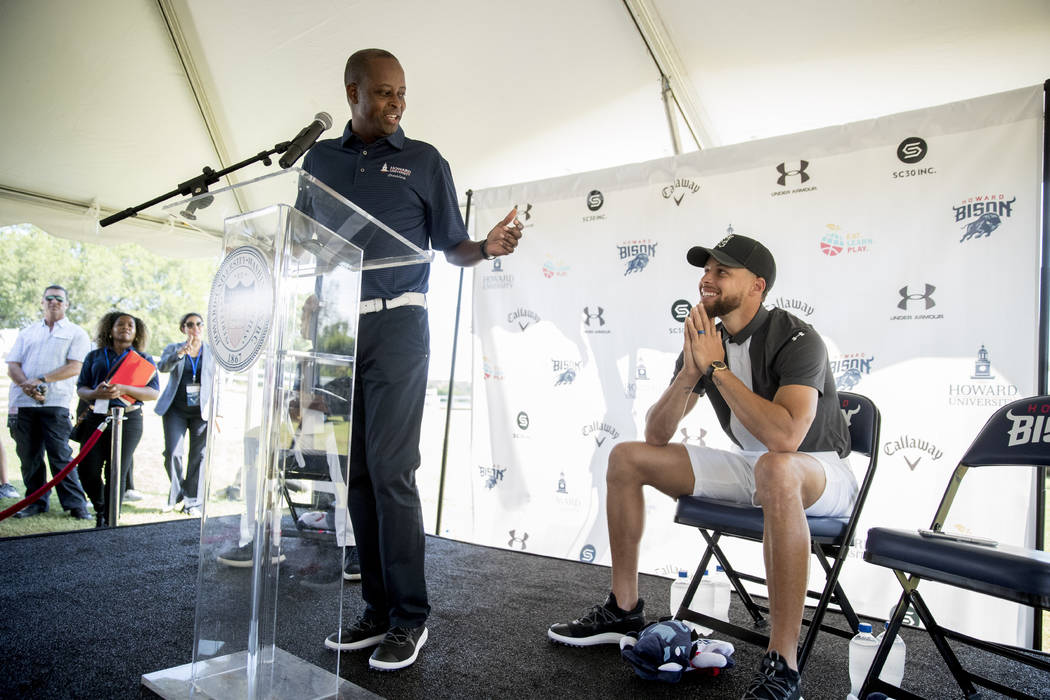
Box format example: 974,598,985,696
684,445,858,518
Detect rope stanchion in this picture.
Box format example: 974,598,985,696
0,417,112,523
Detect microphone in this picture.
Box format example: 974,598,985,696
279,112,333,168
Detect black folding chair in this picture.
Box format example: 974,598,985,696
861,395,1050,699
672,391,881,671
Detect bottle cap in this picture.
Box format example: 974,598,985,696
678,569,689,577
858,623,872,633
716,565,725,572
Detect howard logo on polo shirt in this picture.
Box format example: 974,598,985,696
380,162,412,180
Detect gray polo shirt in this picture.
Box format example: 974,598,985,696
6,317,91,410
672,305,850,458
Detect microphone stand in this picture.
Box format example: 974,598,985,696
99,140,293,227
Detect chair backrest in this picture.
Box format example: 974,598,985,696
838,392,879,457
960,395,1050,468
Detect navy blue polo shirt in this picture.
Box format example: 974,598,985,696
77,347,160,409
301,121,468,300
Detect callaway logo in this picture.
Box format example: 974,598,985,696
1005,406,1050,447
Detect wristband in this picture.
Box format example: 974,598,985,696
480,239,495,260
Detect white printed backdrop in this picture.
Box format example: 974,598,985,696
462,85,1044,646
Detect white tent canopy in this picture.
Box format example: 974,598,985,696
2,0,1048,257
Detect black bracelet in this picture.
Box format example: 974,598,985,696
480,239,495,260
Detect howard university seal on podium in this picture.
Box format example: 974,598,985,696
208,245,274,372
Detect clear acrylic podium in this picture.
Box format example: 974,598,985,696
141,168,432,699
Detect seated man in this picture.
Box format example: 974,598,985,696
547,233,855,700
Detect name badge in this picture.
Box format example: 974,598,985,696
186,383,201,407
93,398,109,414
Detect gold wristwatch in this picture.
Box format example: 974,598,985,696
706,360,728,381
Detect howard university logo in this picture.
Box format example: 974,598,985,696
953,195,1015,243
776,161,810,186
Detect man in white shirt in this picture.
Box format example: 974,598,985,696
6,285,92,519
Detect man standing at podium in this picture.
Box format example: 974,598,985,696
304,48,523,671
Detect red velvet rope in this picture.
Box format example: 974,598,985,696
0,419,111,522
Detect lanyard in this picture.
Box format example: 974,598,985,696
187,352,200,381
104,348,131,374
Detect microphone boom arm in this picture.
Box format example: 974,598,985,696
99,140,293,228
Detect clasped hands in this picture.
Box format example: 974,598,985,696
682,302,725,378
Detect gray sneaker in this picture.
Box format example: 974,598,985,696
0,483,20,499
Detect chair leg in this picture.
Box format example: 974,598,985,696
700,530,768,626
860,587,913,699
909,588,983,699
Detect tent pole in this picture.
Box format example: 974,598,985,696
435,190,472,536
1035,78,1050,650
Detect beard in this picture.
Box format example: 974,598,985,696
704,291,744,318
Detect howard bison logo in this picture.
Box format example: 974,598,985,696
959,212,1001,243
836,368,862,390
555,368,577,386
625,253,650,275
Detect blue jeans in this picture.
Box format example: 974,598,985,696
9,406,88,512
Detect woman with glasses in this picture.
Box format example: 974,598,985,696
155,312,216,517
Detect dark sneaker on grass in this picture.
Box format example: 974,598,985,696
324,616,389,651
368,625,428,671
343,546,361,581
547,592,646,646
741,651,801,700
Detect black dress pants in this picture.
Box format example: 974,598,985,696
348,305,430,628
9,406,88,512
79,408,143,517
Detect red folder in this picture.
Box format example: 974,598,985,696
106,351,157,406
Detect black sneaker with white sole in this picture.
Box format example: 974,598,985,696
741,651,802,700
324,616,390,651
547,592,646,646
343,546,361,581
368,625,428,671
216,542,286,568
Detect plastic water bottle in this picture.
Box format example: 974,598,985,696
711,565,731,622
669,569,712,635
848,622,879,697
876,621,907,687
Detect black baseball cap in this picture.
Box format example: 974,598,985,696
687,232,776,292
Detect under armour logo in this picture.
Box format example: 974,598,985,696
583,306,605,327
776,161,810,186
515,203,533,221
508,529,529,550
898,284,936,310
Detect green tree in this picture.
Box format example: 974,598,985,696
0,224,217,354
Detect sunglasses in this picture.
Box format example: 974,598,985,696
184,321,204,327
43,295,66,302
